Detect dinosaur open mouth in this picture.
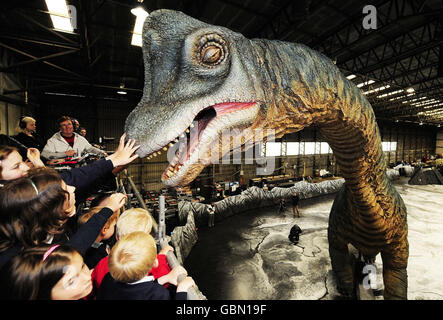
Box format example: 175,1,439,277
144,101,256,183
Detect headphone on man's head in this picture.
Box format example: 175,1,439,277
19,116,27,129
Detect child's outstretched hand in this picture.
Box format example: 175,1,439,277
159,245,174,256
165,266,188,286
102,193,127,212
106,133,140,168
177,277,195,292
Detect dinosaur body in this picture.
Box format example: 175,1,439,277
125,10,408,299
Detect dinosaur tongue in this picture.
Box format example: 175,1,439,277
177,102,256,166
212,102,256,116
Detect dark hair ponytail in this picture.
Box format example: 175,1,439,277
0,168,68,252
0,245,77,300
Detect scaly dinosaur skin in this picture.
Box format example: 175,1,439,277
125,10,408,300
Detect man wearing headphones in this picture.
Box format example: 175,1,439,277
13,116,44,151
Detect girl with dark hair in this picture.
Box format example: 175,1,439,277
0,168,69,252
0,167,127,270
0,244,93,300
0,145,44,183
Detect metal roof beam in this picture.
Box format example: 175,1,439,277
15,9,78,45
0,48,79,72
0,41,86,79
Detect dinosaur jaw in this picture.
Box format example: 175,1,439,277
155,101,258,187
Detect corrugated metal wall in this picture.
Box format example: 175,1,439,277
380,122,435,164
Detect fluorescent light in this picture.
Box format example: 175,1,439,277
356,80,375,88
117,91,127,95
50,15,74,32
45,0,69,14
131,7,149,18
402,96,426,104
406,88,415,93
45,0,74,32
132,8,148,34
411,99,440,107
376,89,403,98
363,85,390,95
130,7,149,47
131,34,143,46
346,74,356,80
424,103,443,109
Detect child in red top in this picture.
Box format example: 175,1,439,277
89,208,172,298
91,245,173,288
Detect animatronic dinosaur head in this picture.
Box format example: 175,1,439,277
125,10,317,186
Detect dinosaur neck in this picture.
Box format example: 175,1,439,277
250,39,395,217
318,113,399,222
319,117,389,202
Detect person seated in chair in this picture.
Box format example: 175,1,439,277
42,116,106,161
13,116,44,151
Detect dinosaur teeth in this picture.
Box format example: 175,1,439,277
159,118,199,170
164,158,183,180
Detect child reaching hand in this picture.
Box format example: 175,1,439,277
97,232,195,300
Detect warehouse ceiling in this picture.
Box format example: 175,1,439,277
0,0,442,126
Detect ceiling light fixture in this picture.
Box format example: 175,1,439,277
130,6,149,47
356,80,375,88
363,85,390,95
376,88,403,98
117,83,127,95
346,74,356,80
45,0,74,32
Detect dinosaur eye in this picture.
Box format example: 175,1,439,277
202,46,221,64
197,33,228,67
